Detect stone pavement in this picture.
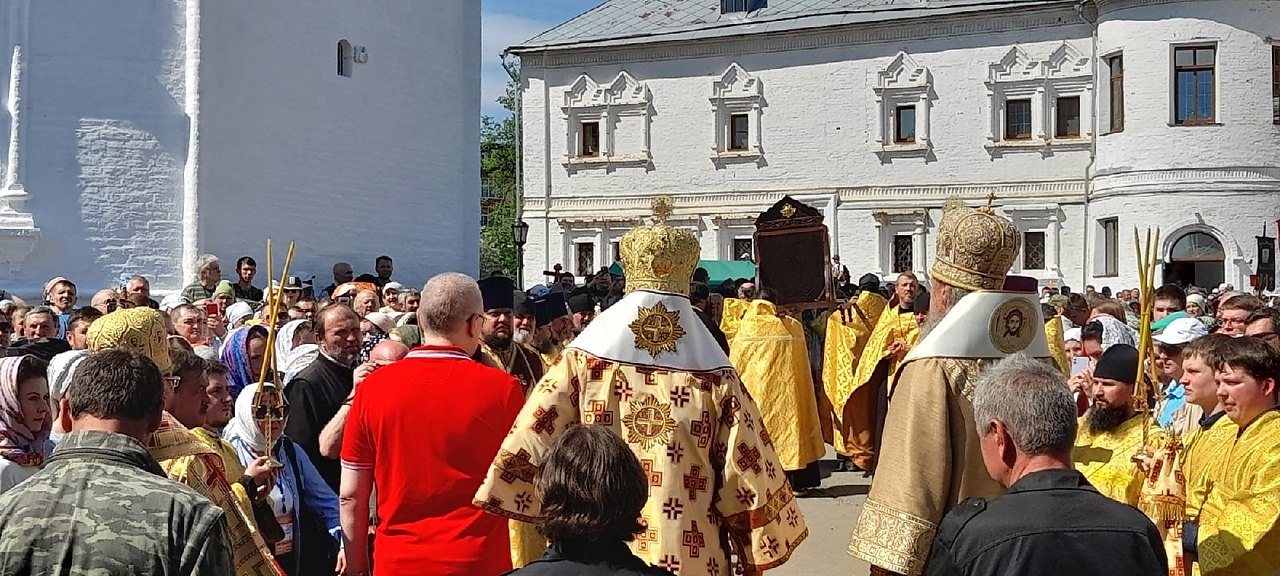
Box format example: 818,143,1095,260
771,450,873,576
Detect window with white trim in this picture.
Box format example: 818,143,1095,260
986,43,1092,149
562,72,651,166
711,63,763,159
873,52,931,157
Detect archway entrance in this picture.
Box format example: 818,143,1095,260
1164,231,1225,289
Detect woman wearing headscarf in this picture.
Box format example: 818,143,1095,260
0,355,51,493
274,320,315,386
42,277,76,339
357,312,393,365
224,382,343,576
220,325,270,401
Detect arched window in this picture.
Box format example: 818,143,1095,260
338,40,353,77
1170,232,1225,262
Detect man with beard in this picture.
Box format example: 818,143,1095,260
528,292,570,365
844,272,920,474
567,292,596,335
849,199,1051,576
1072,343,1162,507
474,276,544,396
285,305,362,493
512,297,536,347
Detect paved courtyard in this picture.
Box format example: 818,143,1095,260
772,449,873,576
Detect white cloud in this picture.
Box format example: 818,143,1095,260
481,12,557,117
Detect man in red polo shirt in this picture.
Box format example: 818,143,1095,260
340,272,525,575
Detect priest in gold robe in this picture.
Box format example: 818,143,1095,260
475,276,545,396
844,273,920,472
730,293,826,491
848,199,1052,576
476,198,807,576
1072,343,1163,507
822,275,887,471
1195,336,1280,575
530,292,570,366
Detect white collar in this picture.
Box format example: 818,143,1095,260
569,290,733,372
907,291,1052,361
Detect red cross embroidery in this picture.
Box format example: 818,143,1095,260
666,441,685,464
691,411,713,448
658,555,681,572
682,521,706,558
662,497,684,520
670,385,691,408
760,536,779,558
532,406,559,435
613,372,633,401
587,358,607,380
760,427,774,448
690,372,719,391
707,557,720,574
641,368,660,387
718,395,741,427
736,486,756,506
765,460,777,480
641,459,664,487
683,465,709,502
635,527,659,552
497,449,539,484
736,443,763,474
514,492,533,513
785,507,800,528
568,375,581,408
586,400,615,426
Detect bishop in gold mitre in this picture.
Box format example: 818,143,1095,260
475,197,807,576
848,198,1053,576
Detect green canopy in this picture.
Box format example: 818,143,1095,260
608,260,756,287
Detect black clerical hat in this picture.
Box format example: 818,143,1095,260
567,292,596,314
514,295,534,318
533,292,568,325
1094,343,1138,385
478,276,516,311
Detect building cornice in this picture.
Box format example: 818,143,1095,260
524,180,1088,217
1092,166,1280,195
1095,0,1201,17
521,5,1084,69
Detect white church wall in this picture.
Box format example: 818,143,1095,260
197,0,481,286
4,0,191,296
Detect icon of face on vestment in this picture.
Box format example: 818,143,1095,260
990,298,1036,354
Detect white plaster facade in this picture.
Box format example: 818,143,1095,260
0,0,479,298
513,0,1280,292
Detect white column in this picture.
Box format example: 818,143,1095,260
1047,207,1061,278
872,216,886,277
912,215,926,277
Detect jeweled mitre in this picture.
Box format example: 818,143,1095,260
620,196,700,295
929,198,1020,292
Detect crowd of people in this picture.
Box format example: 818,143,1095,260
0,197,1275,576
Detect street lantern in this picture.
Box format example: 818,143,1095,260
512,220,530,286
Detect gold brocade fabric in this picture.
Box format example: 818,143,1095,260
1073,414,1163,507
152,417,282,576
720,298,749,343
729,301,825,472
1183,416,1239,520
1044,316,1069,377
851,307,917,399
848,358,1004,576
478,343,546,396
509,519,545,568
1198,410,1280,575
822,292,888,412
475,349,808,576
191,427,257,530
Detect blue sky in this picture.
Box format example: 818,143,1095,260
481,0,602,118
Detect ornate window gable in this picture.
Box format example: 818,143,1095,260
1000,203,1062,281
562,71,652,169
873,51,933,159
710,63,764,163
985,43,1093,155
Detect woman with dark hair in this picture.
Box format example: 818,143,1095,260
0,355,51,492
509,425,674,576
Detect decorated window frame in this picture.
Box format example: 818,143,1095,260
985,43,1093,156
710,63,764,162
562,71,652,169
873,52,932,159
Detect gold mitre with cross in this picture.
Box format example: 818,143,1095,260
929,195,1021,292
620,196,700,295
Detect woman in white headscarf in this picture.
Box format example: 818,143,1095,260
223,382,343,576
274,320,315,386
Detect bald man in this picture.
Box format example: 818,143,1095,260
317,339,409,459
89,289,120,314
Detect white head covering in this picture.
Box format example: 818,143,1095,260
47,350,90,402
274,319,309,370
1063,327,1083,343
225,302,254,327
222,382,284,452
281,344,319,390
1091,315,1137,350
159,292,189,312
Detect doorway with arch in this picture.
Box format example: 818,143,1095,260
1164,231,1225,290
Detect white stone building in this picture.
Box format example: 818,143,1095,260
0,0,480,297
510,0,1280,292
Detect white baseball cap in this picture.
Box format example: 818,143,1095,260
1153,317,1209,346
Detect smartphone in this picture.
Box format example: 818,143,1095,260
1070,357,1091,376
205,301,221,318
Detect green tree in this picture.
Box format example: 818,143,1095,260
480,79,520,277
